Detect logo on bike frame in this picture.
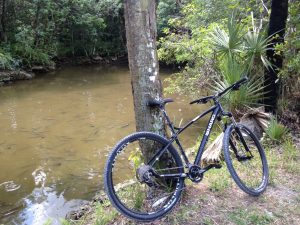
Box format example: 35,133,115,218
205,114,216,136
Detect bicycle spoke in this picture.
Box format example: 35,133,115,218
106,133,184,218
224,124,268,195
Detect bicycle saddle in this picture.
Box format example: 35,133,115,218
147,98,174,107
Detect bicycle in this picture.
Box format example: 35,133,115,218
104,77,269,221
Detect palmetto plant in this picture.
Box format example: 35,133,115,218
265,117,288,142
212,57,266,111
244,30,273,73
210,14,273,112
210,14,243,59
211,14,273,74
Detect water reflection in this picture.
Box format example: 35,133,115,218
32,167,47,187
0,65,206,224
8,103,18,130
16,187,87,225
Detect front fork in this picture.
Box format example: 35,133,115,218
220,112,253,160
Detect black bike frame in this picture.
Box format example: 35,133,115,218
148,101,224,170
148,77,251,178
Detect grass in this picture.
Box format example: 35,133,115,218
206,163,232,192
67,134,300,225
132,185,145,210
228,208,274,225
282,139,299,172
43,219,53,225
94,200,118,225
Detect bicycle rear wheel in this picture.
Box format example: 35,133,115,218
104,132,184,221
223,124,269,196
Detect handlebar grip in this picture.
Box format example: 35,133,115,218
190,95,214,104
232,76,249,90
217,76,249,97
190,99,199,105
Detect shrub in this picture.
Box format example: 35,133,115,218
12,43,52,67
265,118,288,142
0,50,15,70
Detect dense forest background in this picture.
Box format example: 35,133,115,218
0,0,126,68
0,0,299,117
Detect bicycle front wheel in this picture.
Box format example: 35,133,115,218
223,124,269,196
104,132,184,221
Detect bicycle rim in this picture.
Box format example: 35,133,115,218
225,125,268,194
105,132,184,220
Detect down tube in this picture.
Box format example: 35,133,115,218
194,106,220,165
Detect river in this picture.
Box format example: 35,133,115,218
0,65,207,224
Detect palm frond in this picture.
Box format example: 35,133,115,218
212,70,266,111
244,29,273,71
210,14,244,58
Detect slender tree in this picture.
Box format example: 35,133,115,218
264,0,288,112
0,0,7,42
124,0,165,159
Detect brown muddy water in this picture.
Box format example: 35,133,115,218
0,65,208,224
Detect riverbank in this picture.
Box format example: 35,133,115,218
0,70,35,85
0,55,128,86
65,133,300,225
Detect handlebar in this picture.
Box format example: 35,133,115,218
217,76,248,97
190,76,249,105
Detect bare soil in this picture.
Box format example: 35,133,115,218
76,134,300,225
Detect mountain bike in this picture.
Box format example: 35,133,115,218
104,77,269,221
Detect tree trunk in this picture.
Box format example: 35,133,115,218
33,0,42,47
124,0,165,159
264,0,288,112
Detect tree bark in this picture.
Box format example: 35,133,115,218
264,0,288,112
124,0,165,158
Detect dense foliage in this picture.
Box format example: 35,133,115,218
276,0,300,114
158,0,299,115
0,0,124,68
0,0,184,70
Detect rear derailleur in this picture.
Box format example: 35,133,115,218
136,165,156,187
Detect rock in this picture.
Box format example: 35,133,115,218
17,71,35,80
31,63,56,73
31,66,48,73
92,56,103,61
47,63,56,71
65,210,83,220
65,203,92,220
0,70,34,83
65,190,107,221
92,193,105,203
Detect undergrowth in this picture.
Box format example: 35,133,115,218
65,132,299,225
